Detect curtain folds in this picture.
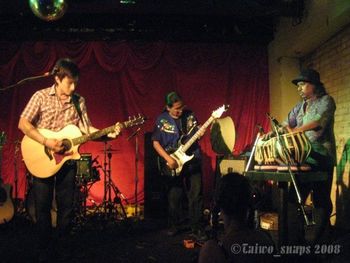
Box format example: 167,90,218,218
0,41,270,205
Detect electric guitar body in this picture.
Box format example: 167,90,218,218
158,105,228,177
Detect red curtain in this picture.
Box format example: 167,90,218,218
0,41,270,205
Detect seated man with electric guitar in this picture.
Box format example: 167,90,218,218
152,91,207,240
18,58,121,262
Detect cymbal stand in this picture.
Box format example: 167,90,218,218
101,142,127,220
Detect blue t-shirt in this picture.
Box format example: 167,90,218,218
151,109,202,160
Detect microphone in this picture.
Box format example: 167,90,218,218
266,113,281,127
50,66,59,76
256,124,264,133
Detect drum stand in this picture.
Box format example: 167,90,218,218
73,177,95,228
267,114,315,227
99,142,127,220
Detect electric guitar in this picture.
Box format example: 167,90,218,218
160,105,229,177
21,115,145,178
0,131,15,224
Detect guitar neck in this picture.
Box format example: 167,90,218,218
182,116,215,152
72,124,121,146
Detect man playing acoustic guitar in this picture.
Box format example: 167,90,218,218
18,58,120,262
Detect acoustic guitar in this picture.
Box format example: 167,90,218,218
21,115,145,178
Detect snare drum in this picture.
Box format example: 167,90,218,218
275,131,312,166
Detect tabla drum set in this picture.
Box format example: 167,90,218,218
254,131,312,172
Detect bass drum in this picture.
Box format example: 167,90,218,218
25,188,57,227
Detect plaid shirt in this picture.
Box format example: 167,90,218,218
20,85,91,132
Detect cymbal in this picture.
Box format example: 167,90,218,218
93,136,114,142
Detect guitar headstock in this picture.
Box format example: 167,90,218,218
211,104,229,119
124,114,146,128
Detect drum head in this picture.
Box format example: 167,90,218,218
210,116,235,155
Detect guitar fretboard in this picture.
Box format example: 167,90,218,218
181,116,215,153
71,124,120,146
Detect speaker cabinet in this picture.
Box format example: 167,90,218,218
144,132,168,219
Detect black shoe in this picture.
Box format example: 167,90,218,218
166,226,179,237
190,229,208,242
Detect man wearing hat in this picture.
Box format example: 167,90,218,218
282,68,336,244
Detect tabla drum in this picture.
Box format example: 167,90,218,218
254,137,281,170
275,131,312,168
254,138,265,166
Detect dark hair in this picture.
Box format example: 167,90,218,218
52,58,79,81
216,172,252,222
314,83,327,97
165,91,182,107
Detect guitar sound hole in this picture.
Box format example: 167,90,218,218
61,139,72,153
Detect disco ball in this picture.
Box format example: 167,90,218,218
29,0,68,21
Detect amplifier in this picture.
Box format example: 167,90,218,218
219,156,247,176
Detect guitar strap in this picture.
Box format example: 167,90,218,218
72,94,90,134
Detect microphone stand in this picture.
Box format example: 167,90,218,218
0,73,52,91
127,127,141,219
268,115,315,227
245,126,264,173
13,140,20,213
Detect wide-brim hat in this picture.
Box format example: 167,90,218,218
292,68,322,85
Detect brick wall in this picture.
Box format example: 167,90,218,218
302,24,350,228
